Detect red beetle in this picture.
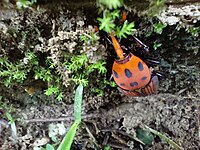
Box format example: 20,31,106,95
110,33,159,96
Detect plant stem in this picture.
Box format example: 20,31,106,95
144,125,184,150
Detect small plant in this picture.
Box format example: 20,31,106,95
187,26,200,37
6,112,17,139
104,145,111,150
0,51,65,100
153,41,162,50
16,0,37,9
0,51,39,87
109,81,117,87
86,60,107,74
34,67,52,82
45,86,63,101
57,84,83,150
136,127,154,145
116,21,136,39
145,31,153,37
64,55,106,87
153,22,167,34
97,0,136,39
33,84,83,150
98,10,117,33
92,88,103,96
66,55,88,73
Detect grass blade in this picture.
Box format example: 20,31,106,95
57,120,80,150
144,125,183,150
57,84,83,150
74,84,83,122
6,112,17,139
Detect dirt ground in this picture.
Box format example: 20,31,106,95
0,1,199,150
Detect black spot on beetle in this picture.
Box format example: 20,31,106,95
125,69,132,78
120,83,125,86
138,62,144,71
141,76,147,80
113,70,118,78
130,82,138,87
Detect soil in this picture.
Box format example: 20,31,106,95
0,1,200,150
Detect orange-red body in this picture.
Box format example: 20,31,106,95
110,34,158,96
112,54,151,91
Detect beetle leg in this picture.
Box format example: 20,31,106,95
109,74,113,81
130,36,149,54
141,75,159,96
153,71,164,79
117,87,142,96
144,58,160,66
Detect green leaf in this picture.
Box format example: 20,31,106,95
74,84,83,122
46,144,55,150
116,21,136,38
57,120,80,150
13,70,27,82
97,11,116,33
57,84,84,150
6,112,13,122
87,61,106,74
45,86,59,96
80,34,89,43
34,67,52,82
144,125,183,150
153,22,167,34
188,27,200,37
136,127,154,145
16,0,36,9
70,76,88,86
97,17,115,34
56,92,63,101
153,41,162,50
25,51,39,65
104,145,111,150
4,77,12,87
51,136,58,143
111,10,120,20
66,55,88,72
93,88,103,96
6,112,17,139
109,81,117,87
145,31,152,37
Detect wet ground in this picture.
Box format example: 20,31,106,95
0,1,199,150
